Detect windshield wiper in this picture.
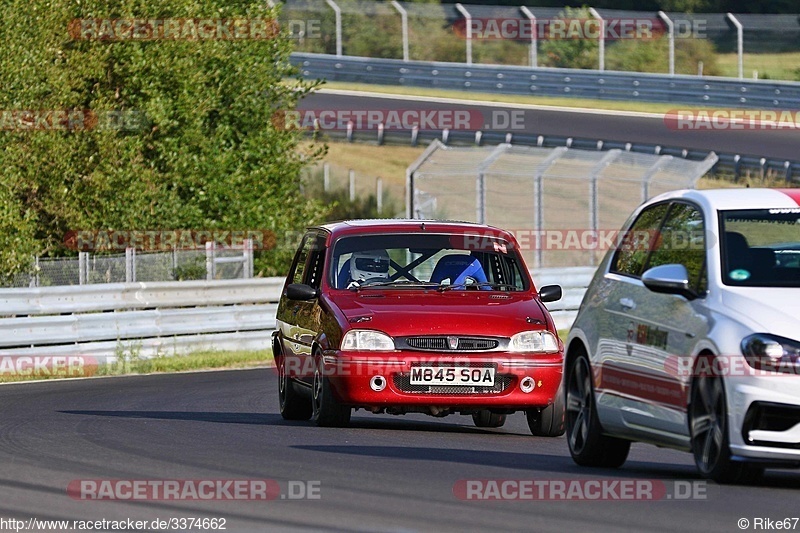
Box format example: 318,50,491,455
349,280,438,290
438,282,520,292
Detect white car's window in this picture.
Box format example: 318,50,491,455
610,203,670,277
720,208,800,287
645,202,707,294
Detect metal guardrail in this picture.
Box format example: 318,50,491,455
292,52,800,109
0,268,592,357
0,278,284,357
533,267,593,331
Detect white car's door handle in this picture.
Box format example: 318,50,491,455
619,298,636,310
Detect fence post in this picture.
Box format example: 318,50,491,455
324,0,342,57
391,0,409,62
125,247,136,283
79,252,88,285
376,177,383,214
589,8,605,71
520,7,537,68
727,13,744,80
658,11,674,76
323,162,330,192
205,241,216,280
455,3,472,65
243,238,254,278
349,169,356,201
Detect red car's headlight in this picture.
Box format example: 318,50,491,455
342,330,395,351
509,331,559,353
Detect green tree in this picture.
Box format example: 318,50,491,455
0,0,327,278
539,7,600,70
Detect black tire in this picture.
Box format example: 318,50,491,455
277,353,312,421
312,354,351,427
472,410,507,428
566,353,630,467
526,384,566,437
689,366,763,484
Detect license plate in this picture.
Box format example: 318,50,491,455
409,366,496,386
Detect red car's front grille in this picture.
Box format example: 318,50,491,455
403,336,500,351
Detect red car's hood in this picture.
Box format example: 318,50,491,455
327,290,550,338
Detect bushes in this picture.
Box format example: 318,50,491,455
607,37,721,76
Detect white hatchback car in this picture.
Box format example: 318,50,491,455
565,188,800,483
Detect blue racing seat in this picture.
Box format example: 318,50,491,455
429,254,488,286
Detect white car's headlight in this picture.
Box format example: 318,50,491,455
509,331,560,353
741,333,800,373
342,330,395,351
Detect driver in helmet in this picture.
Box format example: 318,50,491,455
349,249,390,286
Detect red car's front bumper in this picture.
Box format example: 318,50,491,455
319,350,563,409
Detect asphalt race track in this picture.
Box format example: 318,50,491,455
302,91,800,161
1,369,797,532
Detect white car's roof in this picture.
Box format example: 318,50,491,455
648,188,800,211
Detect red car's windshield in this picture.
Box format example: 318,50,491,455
329,232,529,291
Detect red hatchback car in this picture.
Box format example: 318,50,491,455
273,220,565,435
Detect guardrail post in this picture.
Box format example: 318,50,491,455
589,8,605,71
455,3,473,65
125,247,136,283
727,13,743,79
520,6,537,68
325,0,342,57
390,0,409,62
658,11,675,76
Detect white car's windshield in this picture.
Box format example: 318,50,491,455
720,208,800,287
330,233,528,291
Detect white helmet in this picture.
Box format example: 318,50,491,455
350,250,390,283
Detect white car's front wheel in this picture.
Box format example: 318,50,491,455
689,362,763,484
566,352,630,467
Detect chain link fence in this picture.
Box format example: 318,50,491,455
408,140,718,268
5,245,254,288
